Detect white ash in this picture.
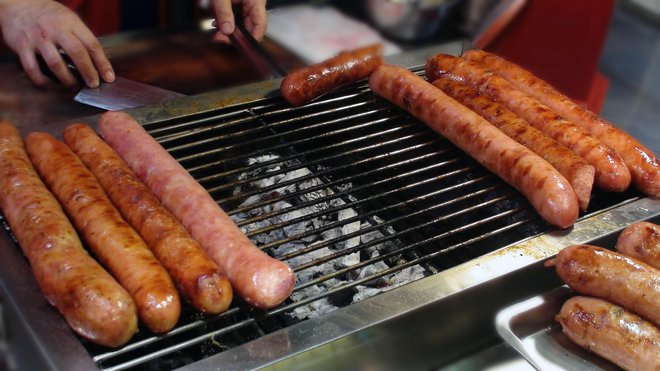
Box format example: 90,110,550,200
232,154,429,320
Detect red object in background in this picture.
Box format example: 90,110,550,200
484,0,615,113
61,0,120,36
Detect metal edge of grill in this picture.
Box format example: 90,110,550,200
1,40,659,371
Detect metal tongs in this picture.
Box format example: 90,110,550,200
229,17,286,79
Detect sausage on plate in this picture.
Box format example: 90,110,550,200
616,221,660,270
426,54,631,193
369,64,579,228
463,49,660,198
280,44,383,106
98,111,295,309
63,124,233,314
548,244,660,326
0,122,137,347
432,76,595,211
556,296,660,371
25,132,181,333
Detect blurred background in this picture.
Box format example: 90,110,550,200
0,0,658,152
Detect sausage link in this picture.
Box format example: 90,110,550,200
369,64,579,228
549,244,660,326
0,122,137,347
63,124,233,314
25,132,180,333
426,54,631,193
616,221,660,270
463,49,660,197
557,296,660,371
280,44,383,106
98,111,295,309
432,76,595,211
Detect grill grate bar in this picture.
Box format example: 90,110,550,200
241,157,472,249
175,107,398,175
166,99,378,156
239,164,483,235
218,143,453,210
290,190,512,281
195,116,413,184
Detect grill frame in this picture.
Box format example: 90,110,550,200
1,41,660,370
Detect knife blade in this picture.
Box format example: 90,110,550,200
37,52,185,110
74,77,185,111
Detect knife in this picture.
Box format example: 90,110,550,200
38,52,185,111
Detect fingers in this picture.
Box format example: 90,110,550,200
16,46,52,88
73,27,115,83
213,0,235,44
37,41,78,89
242,0,267,42
56,32,98,88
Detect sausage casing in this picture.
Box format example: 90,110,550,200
280,44,383,106
463,49,660,198
26,132,180,333
98,111,295,309
0,122,137,347
616,221,660,270
551,244,660,326
63,124,233,314
557,296,660,371
369,64,579,228
432,76,595,211
426,54,631,193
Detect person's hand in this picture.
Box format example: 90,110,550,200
212,0,267,44
0,0,114,89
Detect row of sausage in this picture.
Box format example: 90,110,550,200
548,222,660,370
0,112,295,347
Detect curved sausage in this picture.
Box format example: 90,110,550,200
556,296,660,371
98,111,295,309
369,64,579,228
616,221,660,270
0,122,137,347
463,49,660,198
549,244,660,326
280,44,384,106
426,54,631,193
432,76,595,211
25,132,180,333
63,124,233,314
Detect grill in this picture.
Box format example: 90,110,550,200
1,43,659,370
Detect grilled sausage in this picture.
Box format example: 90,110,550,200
25,132,180,333
616,221,660,270
98,111,295,309
463,49,660,198
549,244,660,326
63,124,233,314
432,77,595,211
426,54,631,193
369,64,579,228
556,296,660,371
280,44,384,106
0,122,137,347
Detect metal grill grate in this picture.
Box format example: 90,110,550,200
1,67,641,370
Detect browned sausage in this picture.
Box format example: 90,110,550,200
369,64,579,228
426,54,631,193
549,244,660,326
0,122,137,347
432,76,595,211
63,124,233,314
556,296,660,371
280,44,384,106
98,111,295,309
616,221,660,270
463,49,660,198
25,132,180,333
